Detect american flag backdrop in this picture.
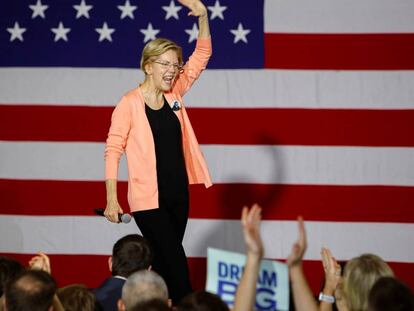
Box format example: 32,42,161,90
1,0,414,294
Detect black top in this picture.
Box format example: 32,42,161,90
145,98,188,199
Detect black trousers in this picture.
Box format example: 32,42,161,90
133,192,192,304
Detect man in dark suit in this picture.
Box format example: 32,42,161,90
93,234,153,311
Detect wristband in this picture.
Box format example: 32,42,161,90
319,292,335,303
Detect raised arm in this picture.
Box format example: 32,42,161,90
287,217,318,311
233,204,264,311
173,0,211,96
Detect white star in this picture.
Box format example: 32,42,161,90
117,0,137,19
51,22,71,42
162,0,182,20
230,23,251,44
73,0,93,19
29,0,49,19
208,0,227,20
140,23,160,43
185,23,199,43
95,22,115,42
7,22,27,42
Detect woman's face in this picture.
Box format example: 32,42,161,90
147,49,181,92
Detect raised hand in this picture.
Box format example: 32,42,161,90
178,0,207,17
29,252,51,274
287,216,307,267
321,247,342,293
234,204,264,311
241,203,264,258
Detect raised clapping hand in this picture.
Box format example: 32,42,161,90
233,204,264,311
321,247,342,293
29,252,51,274
178,0,207,17
287,216,307,267
241,203,264,259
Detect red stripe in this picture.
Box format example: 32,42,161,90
264,33,414,70
2,254,413,293
190,108,414,147
1,180,413,223
1,105,414,146
0,105,111,142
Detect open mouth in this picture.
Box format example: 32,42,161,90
163,75,175,86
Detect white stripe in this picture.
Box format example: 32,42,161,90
265,0,414,33
1,142,414,186
0,215,412,262
1,68,414,109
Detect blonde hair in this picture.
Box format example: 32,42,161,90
342,254,394,311
140,38,183,74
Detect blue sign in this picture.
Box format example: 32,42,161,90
206,248,289,311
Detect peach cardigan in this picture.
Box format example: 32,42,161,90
105,38,213,212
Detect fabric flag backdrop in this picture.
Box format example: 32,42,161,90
1,0,414,293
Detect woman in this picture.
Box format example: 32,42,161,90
335,254,394,311
104,0,212,304
318,252,394,311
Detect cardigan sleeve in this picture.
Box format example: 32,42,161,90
173,37,212,97
104,96,132,180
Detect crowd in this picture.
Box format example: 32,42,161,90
0,204,413,311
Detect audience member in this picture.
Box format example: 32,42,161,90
3,269,57,311
335,253,394,311
129,298,171,311
117,270,168,311
284,217,397,311
0,257,24,297
286,216,319,311
0,256,25,310
233,204,264,311
93,234,153,311
27,252,64,311
178,291,229,311
58,284,99,311
368,276,414,311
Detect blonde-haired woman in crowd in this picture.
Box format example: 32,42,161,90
335,254,394,311
286,218,395,311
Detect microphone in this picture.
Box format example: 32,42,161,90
93,208,132,224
